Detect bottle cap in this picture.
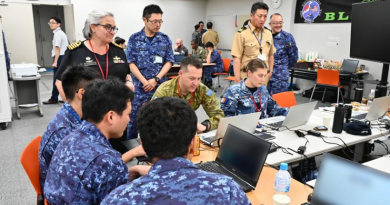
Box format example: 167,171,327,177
280,162,288,170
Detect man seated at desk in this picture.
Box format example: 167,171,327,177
204,41,224,87
221,58,288,118
44,78,134,204
101,97,251,205
152,55,224,133
39,65,101,190
174,38,189,56
191,39,206,60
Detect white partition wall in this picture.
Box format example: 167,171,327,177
0,21,12,129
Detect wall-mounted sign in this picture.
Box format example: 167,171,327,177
295,0,381,23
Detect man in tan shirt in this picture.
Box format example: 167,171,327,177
202,22,219,48
231,2,276,83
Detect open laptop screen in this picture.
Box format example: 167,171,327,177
174,55,185,63
311,153,390,205
216,124,271,187
341,59,359,73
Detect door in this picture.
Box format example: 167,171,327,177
33,5,66,68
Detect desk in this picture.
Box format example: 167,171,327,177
166,63,216,77
193,144,313,204
261,109,387,166
11,74,43,119
290,68,368,103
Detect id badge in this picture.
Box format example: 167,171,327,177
258,54,267,61
154,55,163,64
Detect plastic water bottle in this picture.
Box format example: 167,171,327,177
368,89,375,107
274,162,291,195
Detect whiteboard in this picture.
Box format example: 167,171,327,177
206,15,237,50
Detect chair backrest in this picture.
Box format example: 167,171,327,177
317,69,340,86
20,136,42,195
222,58,231,73
272,91,297,108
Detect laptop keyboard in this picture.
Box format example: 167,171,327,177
267,121,284,128
201,136,215,144
198,162,224,175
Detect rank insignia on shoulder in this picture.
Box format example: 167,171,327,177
67,41,82,50
112,41,122,48
206,89,213,97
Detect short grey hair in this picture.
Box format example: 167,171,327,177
82,10,114,40
270,13,283,20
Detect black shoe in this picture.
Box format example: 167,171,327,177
59,100,64,103
43,99,58,104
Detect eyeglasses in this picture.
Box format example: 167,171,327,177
48,22,58,25
95,24,119,33
148,19,163,25
271,21,284,25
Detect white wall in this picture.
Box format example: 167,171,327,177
70,0,206,50
0,3,38,64
64,4,76,43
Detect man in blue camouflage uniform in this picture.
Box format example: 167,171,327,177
38,65,101,190
44,79,133,204
126,4,174,139
221,59,288,118
204,41,223,87
267,13,298,95
101,97,250,205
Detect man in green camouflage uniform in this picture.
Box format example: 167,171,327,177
152,56,224,133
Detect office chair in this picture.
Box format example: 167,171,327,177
310,69,344,104
272,91,297,108
212,58,230,88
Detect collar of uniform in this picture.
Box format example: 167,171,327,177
63,102,82,125
53,27,61,34
247,21,263,33
173,77,194,99
148,157,198,175
140,27,162,43
240,78,265,95
273,30,284,39
79,120,111,148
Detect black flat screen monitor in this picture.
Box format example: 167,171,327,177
350,1,390,64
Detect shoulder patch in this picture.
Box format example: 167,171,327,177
206,89,213,97
221,97,229,104
67,41,82,51
111,41,122,48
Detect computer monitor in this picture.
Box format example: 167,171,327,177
311,153,390,205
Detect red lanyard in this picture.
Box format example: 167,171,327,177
89,40,109,79
249,91,262,112
177,77,194,105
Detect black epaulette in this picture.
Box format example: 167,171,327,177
111,41,122,48
238,26,247,33
264,26,272,32
67,41,82,51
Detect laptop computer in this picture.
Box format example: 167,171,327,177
310,153,390,205
340,59,359,74
262,101,318,131
352,96,390,121
174,54,185,64
198,124,271,192
200,112,261,147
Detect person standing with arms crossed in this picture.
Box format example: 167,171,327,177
126,4,174,139
231,2,276,84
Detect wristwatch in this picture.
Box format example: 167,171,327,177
201,121,210,133
154,76,161,83
127,79,133,83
